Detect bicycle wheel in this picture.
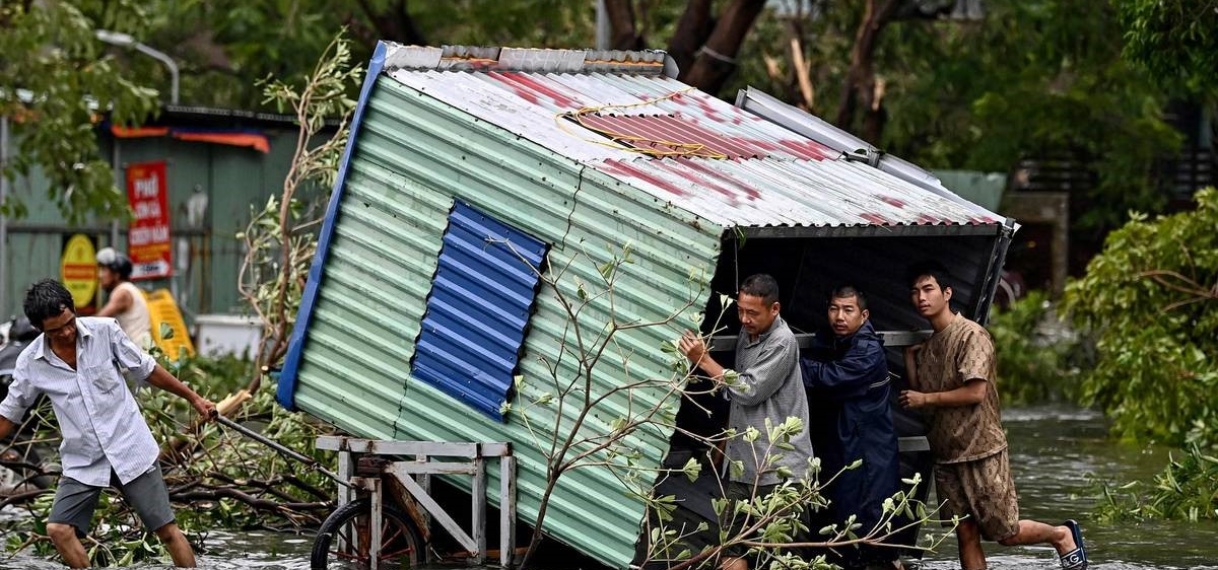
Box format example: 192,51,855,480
311,497,425,570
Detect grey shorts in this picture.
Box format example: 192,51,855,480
49,466,175,537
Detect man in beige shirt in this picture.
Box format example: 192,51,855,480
899,261,1087,570
96,248,152,348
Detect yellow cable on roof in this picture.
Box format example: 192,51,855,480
555,87,728,160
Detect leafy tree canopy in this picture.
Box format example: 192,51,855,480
709,0,1184,234
2,0,1201,232
1116,0,1218,96
1,0,159,223
874,0,1181,233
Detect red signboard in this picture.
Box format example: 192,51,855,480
126,161,172,280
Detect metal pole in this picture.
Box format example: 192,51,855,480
595,0,610,50
111,140,120,249
216,415,350,487
0,117,8,318
95,30,179,105
133,43,179,105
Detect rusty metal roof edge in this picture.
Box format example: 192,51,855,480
736,222,1006,239
380,42,676,77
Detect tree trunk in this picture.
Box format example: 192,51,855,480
860,76,889,144
666,0,714,75
353,0,428,46
680,0,769,96
604,0,645,50
835,0,899,144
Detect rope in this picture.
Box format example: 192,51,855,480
697,45,737,65
555,87,729,159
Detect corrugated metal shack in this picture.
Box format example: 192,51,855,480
277,43,1014,568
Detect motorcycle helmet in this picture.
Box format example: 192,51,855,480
8,316,39,342
96,247,134,280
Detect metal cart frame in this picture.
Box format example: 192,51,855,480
315,436,518,569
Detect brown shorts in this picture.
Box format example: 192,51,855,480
934,449,1019,541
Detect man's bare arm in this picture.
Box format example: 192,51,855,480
903,345,921,389
97,287,133,318
145,365,217,420
899,379,988,409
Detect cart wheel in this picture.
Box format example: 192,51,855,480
311,498,425,570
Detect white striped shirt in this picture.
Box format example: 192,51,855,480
0,317,159,486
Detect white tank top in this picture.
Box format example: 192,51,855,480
114,281,153,348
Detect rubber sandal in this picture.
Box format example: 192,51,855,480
1059,519,1088,570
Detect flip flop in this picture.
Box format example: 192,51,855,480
1059,519,1088,570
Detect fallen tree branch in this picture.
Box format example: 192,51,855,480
207,472,306,504
0,488,50,509
172,487,330,514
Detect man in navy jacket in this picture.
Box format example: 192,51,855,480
802,286,901,570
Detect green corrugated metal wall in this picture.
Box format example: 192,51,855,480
292,75,723,567
2,131,299,321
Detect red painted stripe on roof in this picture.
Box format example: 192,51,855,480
578,115,782,160
859,212,890,225
776,139,832,161
489,72,581,109
879,196,907,208
674,158,761,201
670,116,763,159
599,160,690,197
648,116,743,158
651,160,750,205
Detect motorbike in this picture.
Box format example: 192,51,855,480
0,316,56,490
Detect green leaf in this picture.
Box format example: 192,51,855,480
682,457,702,482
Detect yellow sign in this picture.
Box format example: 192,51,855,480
143,289,196,359
60,234,97,307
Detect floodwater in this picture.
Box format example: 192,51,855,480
1,406,1216,569
0,530,314,570
918,407,1218,570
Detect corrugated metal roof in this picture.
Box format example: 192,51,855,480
382,44,1005,235
734,86,1003,217
412,202,547,421
571,114,833,161
595,156,1002,230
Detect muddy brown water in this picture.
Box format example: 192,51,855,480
0,406,1214,569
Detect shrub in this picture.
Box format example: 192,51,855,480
1091,444,1218,523
986,290,1088,406
1063,187,1218,447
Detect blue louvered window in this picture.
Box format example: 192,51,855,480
411,202,548,421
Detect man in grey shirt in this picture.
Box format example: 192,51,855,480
680,274,815,569
0,279,217,568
